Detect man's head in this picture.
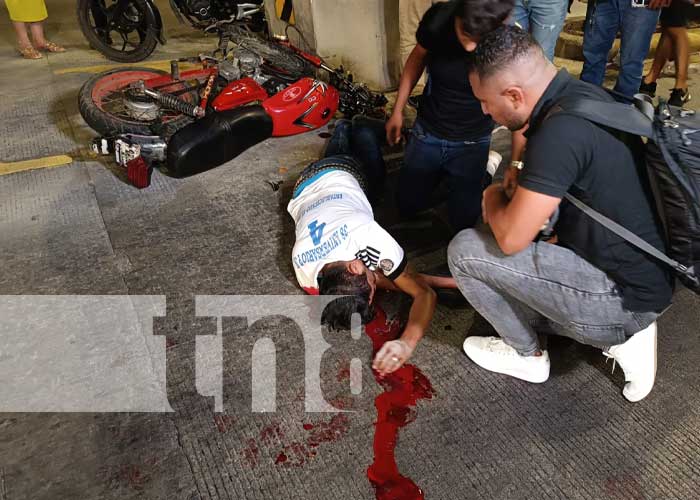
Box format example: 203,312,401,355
453,0,515,52
318,259,376,330
469,25,557,131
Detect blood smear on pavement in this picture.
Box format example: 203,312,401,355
364,307,435,500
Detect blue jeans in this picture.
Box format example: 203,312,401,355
581,0,660,97
398,120,491,232
447,228,658,355
324,116,387,203
510,0,569,61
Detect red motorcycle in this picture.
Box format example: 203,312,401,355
80,27,387,183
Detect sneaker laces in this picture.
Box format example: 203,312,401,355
603,351,617,374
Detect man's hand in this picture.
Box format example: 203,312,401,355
648,0,672,8
503,165,520,199
482,183,507,225
372,339,414,376
385,113,404,146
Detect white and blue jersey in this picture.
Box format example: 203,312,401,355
287,170,406,294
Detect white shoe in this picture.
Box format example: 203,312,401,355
462,336,550,383
604,322,657,403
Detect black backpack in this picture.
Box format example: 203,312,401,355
550,95,700,294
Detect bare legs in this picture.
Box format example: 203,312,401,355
29,21,50,48
643,26,689,90
12,21,33,49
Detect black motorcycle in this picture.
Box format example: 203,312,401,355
77,0,266,62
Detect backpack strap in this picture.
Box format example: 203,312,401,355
551,96,654,138
548,96,698,285
563,194,692,276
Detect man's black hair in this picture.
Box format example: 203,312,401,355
472,25,544,80
319,265,375,331
455,0,515,38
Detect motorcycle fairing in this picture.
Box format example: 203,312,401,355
262,77,339,137
166,104,273,177
211,77,269,111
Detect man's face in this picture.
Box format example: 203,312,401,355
469,71,529,131
454,17,479,52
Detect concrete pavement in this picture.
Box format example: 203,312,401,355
1,2,700,499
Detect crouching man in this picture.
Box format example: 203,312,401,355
448,26,673,402
288,117,453,376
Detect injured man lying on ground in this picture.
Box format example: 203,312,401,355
287,116,457,376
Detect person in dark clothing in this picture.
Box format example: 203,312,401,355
580,0,665,98
448,26,673,402
386,0,514,232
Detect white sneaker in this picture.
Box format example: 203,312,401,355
462,336,550,383
604,322,657,403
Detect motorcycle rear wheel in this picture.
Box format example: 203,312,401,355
77,0,159,63
79,67,198,137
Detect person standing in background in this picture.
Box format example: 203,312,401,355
5,0,66,59
640,0,693,106
510,0,569,61
399,0,438,89
580,0,666,98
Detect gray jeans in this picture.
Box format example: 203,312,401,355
447,228,658,356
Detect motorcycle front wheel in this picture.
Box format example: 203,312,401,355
77,0,159,62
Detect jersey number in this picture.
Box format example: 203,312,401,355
308,220,326,245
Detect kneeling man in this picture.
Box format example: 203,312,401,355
449,26,673,402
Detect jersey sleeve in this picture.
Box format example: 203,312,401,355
366,222,407,280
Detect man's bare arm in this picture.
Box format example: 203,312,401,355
483,184,562,255
372,265,436,375
376,272,457,291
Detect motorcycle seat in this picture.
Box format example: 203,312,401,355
167,105,273,177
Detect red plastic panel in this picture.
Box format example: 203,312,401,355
211,77,269,111
262,78,339,137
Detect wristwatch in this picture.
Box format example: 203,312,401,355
510,160,525,170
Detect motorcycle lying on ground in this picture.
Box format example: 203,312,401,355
77,0,266,62
79,26,388,186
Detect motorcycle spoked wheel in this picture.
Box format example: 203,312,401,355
77,0,159,63
78,68,200,137
228,27,315,81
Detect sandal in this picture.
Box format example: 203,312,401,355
37,41,66,53
18,46,43,59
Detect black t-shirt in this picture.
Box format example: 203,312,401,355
521,70,674,313
415,3,493,141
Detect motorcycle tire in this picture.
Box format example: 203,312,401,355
79,67,195,137
77,0,159,63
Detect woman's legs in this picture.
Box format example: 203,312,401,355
29,21,48,47
12,21,32,48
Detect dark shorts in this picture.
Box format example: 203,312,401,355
660,0,694,28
